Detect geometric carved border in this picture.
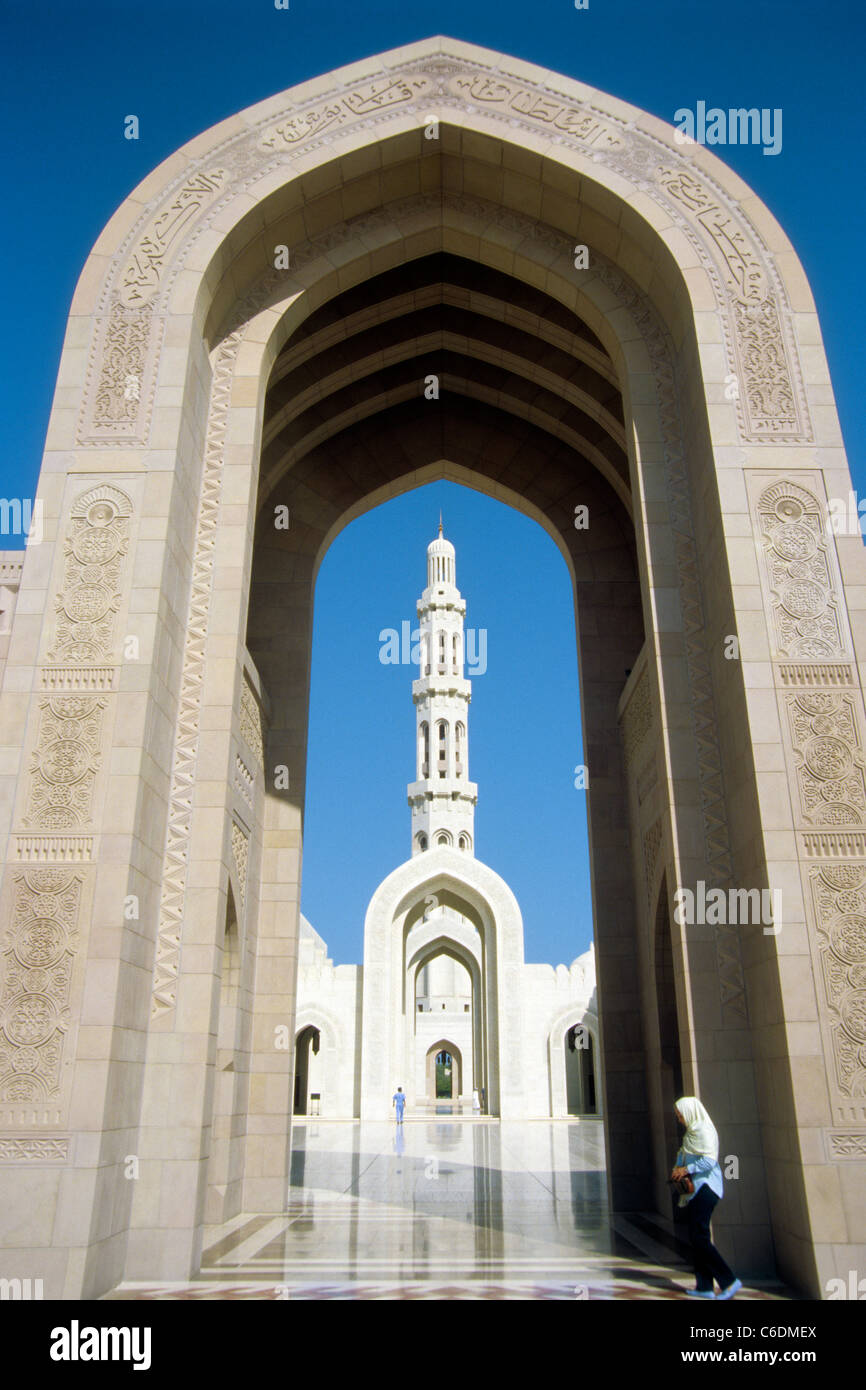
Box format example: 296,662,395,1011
825,1130,866,1160
0,1136,70,1161
151,331,243,1019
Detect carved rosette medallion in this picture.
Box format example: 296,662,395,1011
48,485,132,665
786,694,866,828
0,871,81,1104
755,481,845,659
810,866,866,1103
25,698,104,830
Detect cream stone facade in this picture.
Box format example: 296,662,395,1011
293,528,599,1122
0,37,863,1299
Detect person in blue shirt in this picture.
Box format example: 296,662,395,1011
392,1087,406,1123
672,1095,742,1300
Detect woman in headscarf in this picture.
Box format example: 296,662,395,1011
671,1096,742,1300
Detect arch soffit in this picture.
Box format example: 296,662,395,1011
407,926,483,982
76,39,813,454
363,852,525,957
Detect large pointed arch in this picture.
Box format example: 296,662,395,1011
0,37,861,1301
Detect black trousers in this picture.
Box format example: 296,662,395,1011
686,1185,736,1292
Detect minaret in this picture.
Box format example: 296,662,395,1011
407,521,478,855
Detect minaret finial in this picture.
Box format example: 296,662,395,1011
438,510,443,537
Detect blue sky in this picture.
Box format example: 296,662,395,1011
2,1,863,963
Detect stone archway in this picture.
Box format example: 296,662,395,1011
0,38,863,1300
426,1041,463,1102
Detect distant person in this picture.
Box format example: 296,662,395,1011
671,1096,742,1300
392,1086,406,1123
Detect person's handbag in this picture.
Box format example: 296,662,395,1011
668,1172,694,1196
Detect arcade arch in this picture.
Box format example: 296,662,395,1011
0,39,861,1301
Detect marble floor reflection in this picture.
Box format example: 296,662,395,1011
107,1119,793,1299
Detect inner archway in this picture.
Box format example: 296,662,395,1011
247,237,648,1182
293,1025,320,1116
426,1042,463,1102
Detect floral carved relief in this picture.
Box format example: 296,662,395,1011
810,865,866,1104
787,694,866,828
755,480,846,660
25,698,104,830
0,870,81,1105
48,485,132,665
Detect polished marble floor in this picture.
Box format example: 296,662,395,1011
107,1118,793,1300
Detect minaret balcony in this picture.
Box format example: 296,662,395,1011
407,779,478,804
412,676,472,700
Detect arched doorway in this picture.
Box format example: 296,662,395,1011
564,1024,598,1117
415,949,474,1106
293,1025,320,1116
426,1042,463,1101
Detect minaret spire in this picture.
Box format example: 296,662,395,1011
407,526,477,855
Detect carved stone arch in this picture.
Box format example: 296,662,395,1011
75,41,810,452
293,1005,347,1119
3,36,863,1301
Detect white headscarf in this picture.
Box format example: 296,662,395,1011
675,1096,719,1161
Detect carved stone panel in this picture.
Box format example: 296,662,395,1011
231,821,249,910
785,694,866,829
620,667,652,766
0,869,82,1108
239,675,264,769
48,484,132,665
809,865,866,1118
24,698,105,830
752,478,848,660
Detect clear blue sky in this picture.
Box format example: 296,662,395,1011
1,1,862,963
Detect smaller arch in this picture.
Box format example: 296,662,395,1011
293,1025,321,1115
455,721,465,776
435,829,453,848
546,1004,601,1119
426,1040,463,1101
418,720,429,778
458,832,470,851
416,832,428,853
